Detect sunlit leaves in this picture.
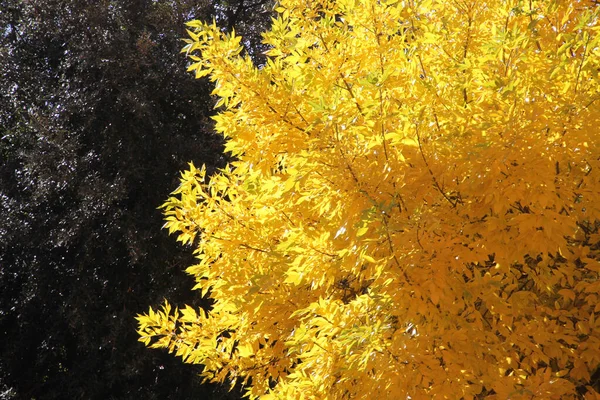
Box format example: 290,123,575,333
139,0,600,398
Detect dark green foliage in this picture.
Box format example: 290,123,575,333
0,0,271,398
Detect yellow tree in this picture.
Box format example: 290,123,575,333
137,0,600,398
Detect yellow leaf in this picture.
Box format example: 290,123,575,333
237,343,254,358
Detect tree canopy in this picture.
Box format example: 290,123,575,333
0,0,271,398
138,0,600,398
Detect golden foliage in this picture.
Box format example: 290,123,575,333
138,0,600,398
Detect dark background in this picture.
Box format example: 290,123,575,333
0,0,271,398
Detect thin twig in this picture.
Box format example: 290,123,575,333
415,114,459,208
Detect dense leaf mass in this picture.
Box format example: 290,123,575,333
139,0,600,399
0,0,270,398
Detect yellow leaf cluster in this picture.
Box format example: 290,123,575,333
138,0,600,398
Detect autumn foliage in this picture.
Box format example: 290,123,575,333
137,0,600,398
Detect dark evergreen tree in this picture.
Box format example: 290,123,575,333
0,0,272,398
